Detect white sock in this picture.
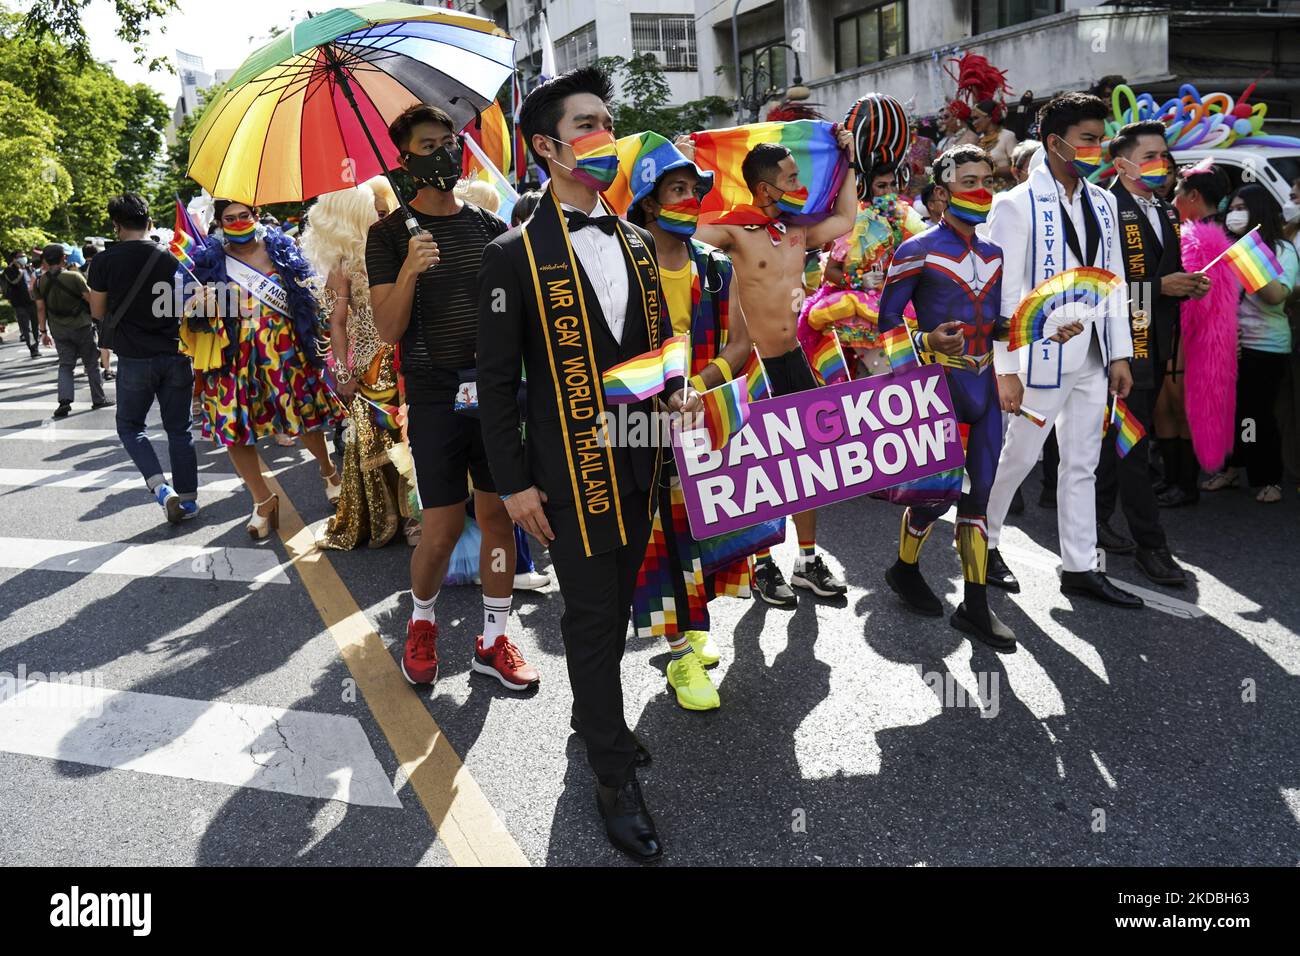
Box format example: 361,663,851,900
412,592,436,624
482,594,512,644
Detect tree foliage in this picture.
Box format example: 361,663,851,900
21,0,178,70
0,78,69,251
596,54,731,141
0,11,169,244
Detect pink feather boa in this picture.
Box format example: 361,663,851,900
1178,219,1239,472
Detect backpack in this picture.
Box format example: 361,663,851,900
38,270,91,330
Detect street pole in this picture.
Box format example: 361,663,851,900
731,0,744,125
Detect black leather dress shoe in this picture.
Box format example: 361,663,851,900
1156,486,1199,508
1060,570,1144,608
571,717,651,768
1097,518,1136,554
986,548,1020,593
950,602,1016,652
597,776,662,862
1135,547,1188,587
1039,486,1057,508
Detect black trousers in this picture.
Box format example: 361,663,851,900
1096,384,1166,549
546,492,653,788
1231,348,1286,487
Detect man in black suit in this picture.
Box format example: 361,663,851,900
476,67,697,862
1097,120,1210,585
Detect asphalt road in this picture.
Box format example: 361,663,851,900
1,332,1298,867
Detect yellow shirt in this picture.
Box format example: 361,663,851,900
660,260,693,336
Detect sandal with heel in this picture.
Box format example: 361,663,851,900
247,494,279,540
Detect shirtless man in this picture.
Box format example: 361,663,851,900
682,130,858,607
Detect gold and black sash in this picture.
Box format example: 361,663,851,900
1118,197,1162,386
521,187,662,557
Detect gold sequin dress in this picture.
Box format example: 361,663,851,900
314,268,415,550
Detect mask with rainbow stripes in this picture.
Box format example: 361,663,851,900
947,188,992,225
552,130,618,192
656,196,701,237
769,183,809,217
222,219,258,245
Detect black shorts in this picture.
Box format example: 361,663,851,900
763,346,819,396
406,401,496,508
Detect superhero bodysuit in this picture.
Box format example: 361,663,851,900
877,220,1008,634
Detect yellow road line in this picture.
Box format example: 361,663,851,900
260,459,529,867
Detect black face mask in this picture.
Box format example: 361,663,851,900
404,143,462,192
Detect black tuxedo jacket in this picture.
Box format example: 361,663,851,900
476,221,671,511
1111,181,1185,388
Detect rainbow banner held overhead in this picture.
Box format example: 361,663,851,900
689,120,849,226
810,329,849,385
1008,267,1123,351
602,334,689,404
698,377,751,452
1108,396,1147,458
880,323,919,373
1219,225,1284,294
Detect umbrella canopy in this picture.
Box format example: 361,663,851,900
188,2,516,205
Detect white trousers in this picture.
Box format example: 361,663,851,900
987,339,1108,573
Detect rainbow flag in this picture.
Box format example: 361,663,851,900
462,131,519,223
171,197,202,271
462,102,511,186
1018,406,1048,428
1220,225,1284,293
741,348,771,402
699,377,750,451
810,330,848,385
602,335,689,404
689,120,848,225
1109,396,1146,458
880,323,919,373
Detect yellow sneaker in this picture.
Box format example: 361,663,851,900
666,652,720,711
685,630,720,666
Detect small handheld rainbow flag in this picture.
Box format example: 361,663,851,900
810,329,849,385
880,322,919,373
171,198,202,271
602,335,689,404
698,377,750,451
1217,225,1284,294
1018,406,1048,428
741,348,771,402
1108,396,1146,458
1008,267,1123,351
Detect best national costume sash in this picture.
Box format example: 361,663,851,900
521,188,663,557
225,255,291,318
1115,188,1182,388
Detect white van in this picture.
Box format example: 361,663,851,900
1173,146,1299,222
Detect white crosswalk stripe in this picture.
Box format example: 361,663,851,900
0,536,290,585
0,466,241,492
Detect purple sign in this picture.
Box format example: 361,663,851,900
674,363,965,538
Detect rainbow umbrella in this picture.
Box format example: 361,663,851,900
187,2,516,210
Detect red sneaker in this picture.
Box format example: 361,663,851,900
473,634,539,691
401,619,439,685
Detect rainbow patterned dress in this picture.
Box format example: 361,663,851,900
199,270,343,447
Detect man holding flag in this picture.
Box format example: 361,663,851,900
619,131,754,712
85,193,198,524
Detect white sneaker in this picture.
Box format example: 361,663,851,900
513,570,551,590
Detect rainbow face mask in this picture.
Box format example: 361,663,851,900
1127,158,1169,191
769,183,809,216
553,130,618,191
222,219,257,244
947,187,992,224
1058,140,1103,178
657,196,701,237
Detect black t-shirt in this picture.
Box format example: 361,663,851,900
1,265,34,306
365,202,507,400
86,241,181,359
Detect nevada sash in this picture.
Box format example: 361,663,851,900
225,255,291,318
521,188,663,557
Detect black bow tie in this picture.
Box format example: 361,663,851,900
565,210,621,235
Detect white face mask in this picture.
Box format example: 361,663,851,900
1224,210,1251,235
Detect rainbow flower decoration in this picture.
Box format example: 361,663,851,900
1007,267,1123,351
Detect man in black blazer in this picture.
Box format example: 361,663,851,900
476,67,697,862
1098,121,1210,585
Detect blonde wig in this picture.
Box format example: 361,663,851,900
455,178,501,214
364,175,399,217
300,183,378,278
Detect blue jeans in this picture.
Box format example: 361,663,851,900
115,354,198,496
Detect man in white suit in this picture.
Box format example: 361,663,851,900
980,92,1144,608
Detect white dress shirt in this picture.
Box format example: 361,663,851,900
561,196,627,344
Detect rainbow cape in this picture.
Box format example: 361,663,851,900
810,329,849,385
699,377,750,451
1108,396,1146,458
741,348,771,402
880,323,919,373
171,198,202,271
1220,226,1284,294
602,335,689,404
1008,267,1123,351
689,120,848,226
